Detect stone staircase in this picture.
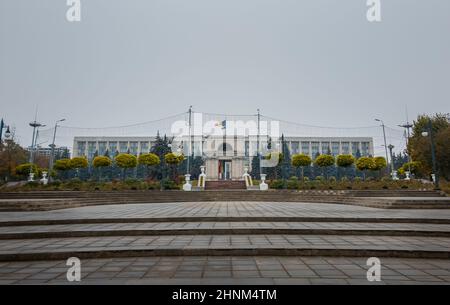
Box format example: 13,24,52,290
0,189,447,211
205,180,246,190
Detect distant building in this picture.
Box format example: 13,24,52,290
26,146,70,159
73,136,373,181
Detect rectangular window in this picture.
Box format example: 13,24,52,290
301,142,310,155
87,141,97,160
77,141,86,157
311,142,320,157
291,141,299,154
193,141,201,157
352,142,360,156
361,142,370,156
331,142,340,156
119,141,128,153
321,142,330,155
140,142,149,154
98,142,107,156
129,142,138,155
245,141,249,157
341,142,350,154
108,142,117,155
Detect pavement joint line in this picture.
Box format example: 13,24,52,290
2,228,450,239
1,216,450,226
1,248,449,262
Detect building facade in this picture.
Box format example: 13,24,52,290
73,136,374,181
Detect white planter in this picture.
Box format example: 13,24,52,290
259,174,268,191
183,174,192,191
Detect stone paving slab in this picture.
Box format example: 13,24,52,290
0,234,449,261
1,202,450,224
1,256,449,285
1,222,450,239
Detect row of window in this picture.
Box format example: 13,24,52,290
77,140,372,159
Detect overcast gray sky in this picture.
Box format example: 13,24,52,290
1,0,449,149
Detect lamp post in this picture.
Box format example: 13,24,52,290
375,119,390,176
387,144,395,175
48,119,66,183
421,119,439,189
28,121,46,181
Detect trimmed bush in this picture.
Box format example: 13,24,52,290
69,157,88,169
15,163,39,177
138,153,160,167
54,159,72,171
93,156,112,168
336,155,355,168
114,153,137,169
373,156,387,171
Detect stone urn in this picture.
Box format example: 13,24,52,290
391,171,399,181
40,171,49,185
183,174,192,191
259,174,268,191
405,171,411,180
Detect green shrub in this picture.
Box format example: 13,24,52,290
15,163,39,177
373,156,387,171
269,179,285,189
164,153,184,165
314,155,335,168
287,179,299,190
161,178,179,190
69,157,88,169
54,159,72,171
336,155,355,168
114,154,137,169
93,156,112,168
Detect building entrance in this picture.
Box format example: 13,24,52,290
218,160,232,180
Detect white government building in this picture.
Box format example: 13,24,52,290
73,136,374,181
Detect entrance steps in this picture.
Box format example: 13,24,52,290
205,180,246,190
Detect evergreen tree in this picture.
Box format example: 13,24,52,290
150,132,173,180
250,155,260,179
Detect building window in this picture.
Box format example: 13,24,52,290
194,141,201,157
291,141,299,154
119,142,128,153
109,142,117,155
98,142,107,156
331,142,339,156
87,141,97,160
321,142,330,155
361,142,370,156
301,142,310,155
245,141,249,157
77,141,86,156
129,142,138,155
140,142,149,154
341,142,350,154
352,142,360,156
311,142,320,157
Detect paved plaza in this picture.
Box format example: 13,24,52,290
1,256,450,285
0,201,449,285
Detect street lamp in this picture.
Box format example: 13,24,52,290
375,119,390,176
28,121,46,181
422,119,439,189
387,144,395,173
48,119,66,183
